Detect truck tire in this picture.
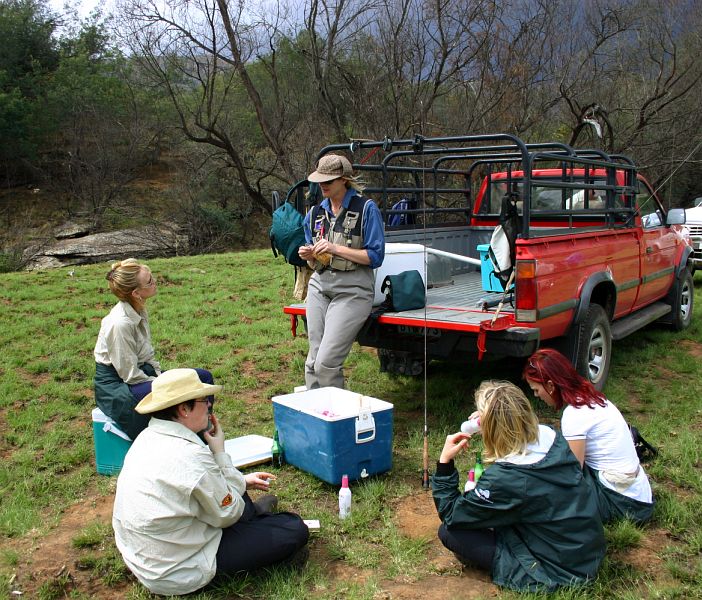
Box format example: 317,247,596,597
670,268,694,331
572,304,611,391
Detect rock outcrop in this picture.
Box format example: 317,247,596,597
24,223,188,270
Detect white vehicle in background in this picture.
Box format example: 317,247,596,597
685,199,702,272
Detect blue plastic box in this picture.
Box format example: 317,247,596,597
477,244,506,292
92,407,132,475
272,387,393,485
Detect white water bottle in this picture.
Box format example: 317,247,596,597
339,474,352,519
460,417,481,435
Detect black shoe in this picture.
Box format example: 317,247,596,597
453,552,474,568
254,494,279,515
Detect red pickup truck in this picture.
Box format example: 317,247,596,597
282,134,693,389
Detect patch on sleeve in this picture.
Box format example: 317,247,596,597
475,488,493,503
221,493,233,507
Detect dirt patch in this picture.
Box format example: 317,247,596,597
16,367,51,386
5,492,131,599
617,527,670,574
680,339,702,359
395,491,441,540
377,574,497,599
392,492,496,598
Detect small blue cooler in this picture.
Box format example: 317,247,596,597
477,244,505,292
272,387,393,485
92,407,132,475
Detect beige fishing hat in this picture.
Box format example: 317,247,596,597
307,154,354,183
135,368,221,414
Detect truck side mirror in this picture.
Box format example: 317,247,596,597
666,208,686,226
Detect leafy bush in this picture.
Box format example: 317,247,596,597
182,203,245,254
0,250,24,273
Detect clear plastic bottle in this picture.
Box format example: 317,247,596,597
460,417,481,435
338,474,352,519
464,468,476,493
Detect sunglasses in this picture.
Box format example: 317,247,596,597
193,398,214,414
528,358,546,384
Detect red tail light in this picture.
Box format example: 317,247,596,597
515,260,537,322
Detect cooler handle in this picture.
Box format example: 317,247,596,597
355,409,376,444
103,422,132,442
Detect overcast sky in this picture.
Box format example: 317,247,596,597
49,0,114,20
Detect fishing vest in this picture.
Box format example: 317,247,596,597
311,195,370,272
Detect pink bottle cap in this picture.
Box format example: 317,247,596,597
341,475,349,488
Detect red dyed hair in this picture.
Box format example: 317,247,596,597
522,348,606,410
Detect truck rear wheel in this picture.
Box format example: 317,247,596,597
670,268,694,331
572,304,611,391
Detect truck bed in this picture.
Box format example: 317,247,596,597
378,271,512,328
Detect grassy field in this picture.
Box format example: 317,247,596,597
1,250,701,599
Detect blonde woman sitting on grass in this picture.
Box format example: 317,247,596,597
94,258,214,440
432,380,605,592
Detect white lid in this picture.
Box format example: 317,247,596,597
224,435,273,468
384,242,426,254
272,387,393,421
91,407,114,423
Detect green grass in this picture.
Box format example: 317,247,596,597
1,252,702,598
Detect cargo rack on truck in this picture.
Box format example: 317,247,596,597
281,133,640,247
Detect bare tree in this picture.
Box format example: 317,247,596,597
545,0,702,195
118,0,308,213
114,0,702,212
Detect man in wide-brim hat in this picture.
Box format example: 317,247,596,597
112,369,309,596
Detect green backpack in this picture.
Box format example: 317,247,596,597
269,201,307,267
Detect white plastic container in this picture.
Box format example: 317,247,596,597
460,417,481,435
373,243,426,305
339,474,352,519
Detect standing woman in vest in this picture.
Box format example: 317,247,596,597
524,348,653,524
94,258,214,440
297,155,385,389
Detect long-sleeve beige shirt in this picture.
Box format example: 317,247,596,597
112,418,247,595
94,301,161,383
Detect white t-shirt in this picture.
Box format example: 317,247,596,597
562,400,652,503
497,424,556,465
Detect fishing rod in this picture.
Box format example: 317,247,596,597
420,107,430,490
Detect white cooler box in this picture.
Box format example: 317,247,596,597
373,243,426,305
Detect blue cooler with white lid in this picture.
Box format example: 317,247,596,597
272,387,393,485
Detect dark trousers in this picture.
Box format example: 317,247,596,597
214,494,309,575
438,523,496,571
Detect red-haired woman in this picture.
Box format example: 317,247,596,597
524,348,653,524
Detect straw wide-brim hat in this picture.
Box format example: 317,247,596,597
135,368,221,414
307,154,354,183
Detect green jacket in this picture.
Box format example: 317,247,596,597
432,428,605,592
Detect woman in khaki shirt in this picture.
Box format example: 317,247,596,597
93,258,214,440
